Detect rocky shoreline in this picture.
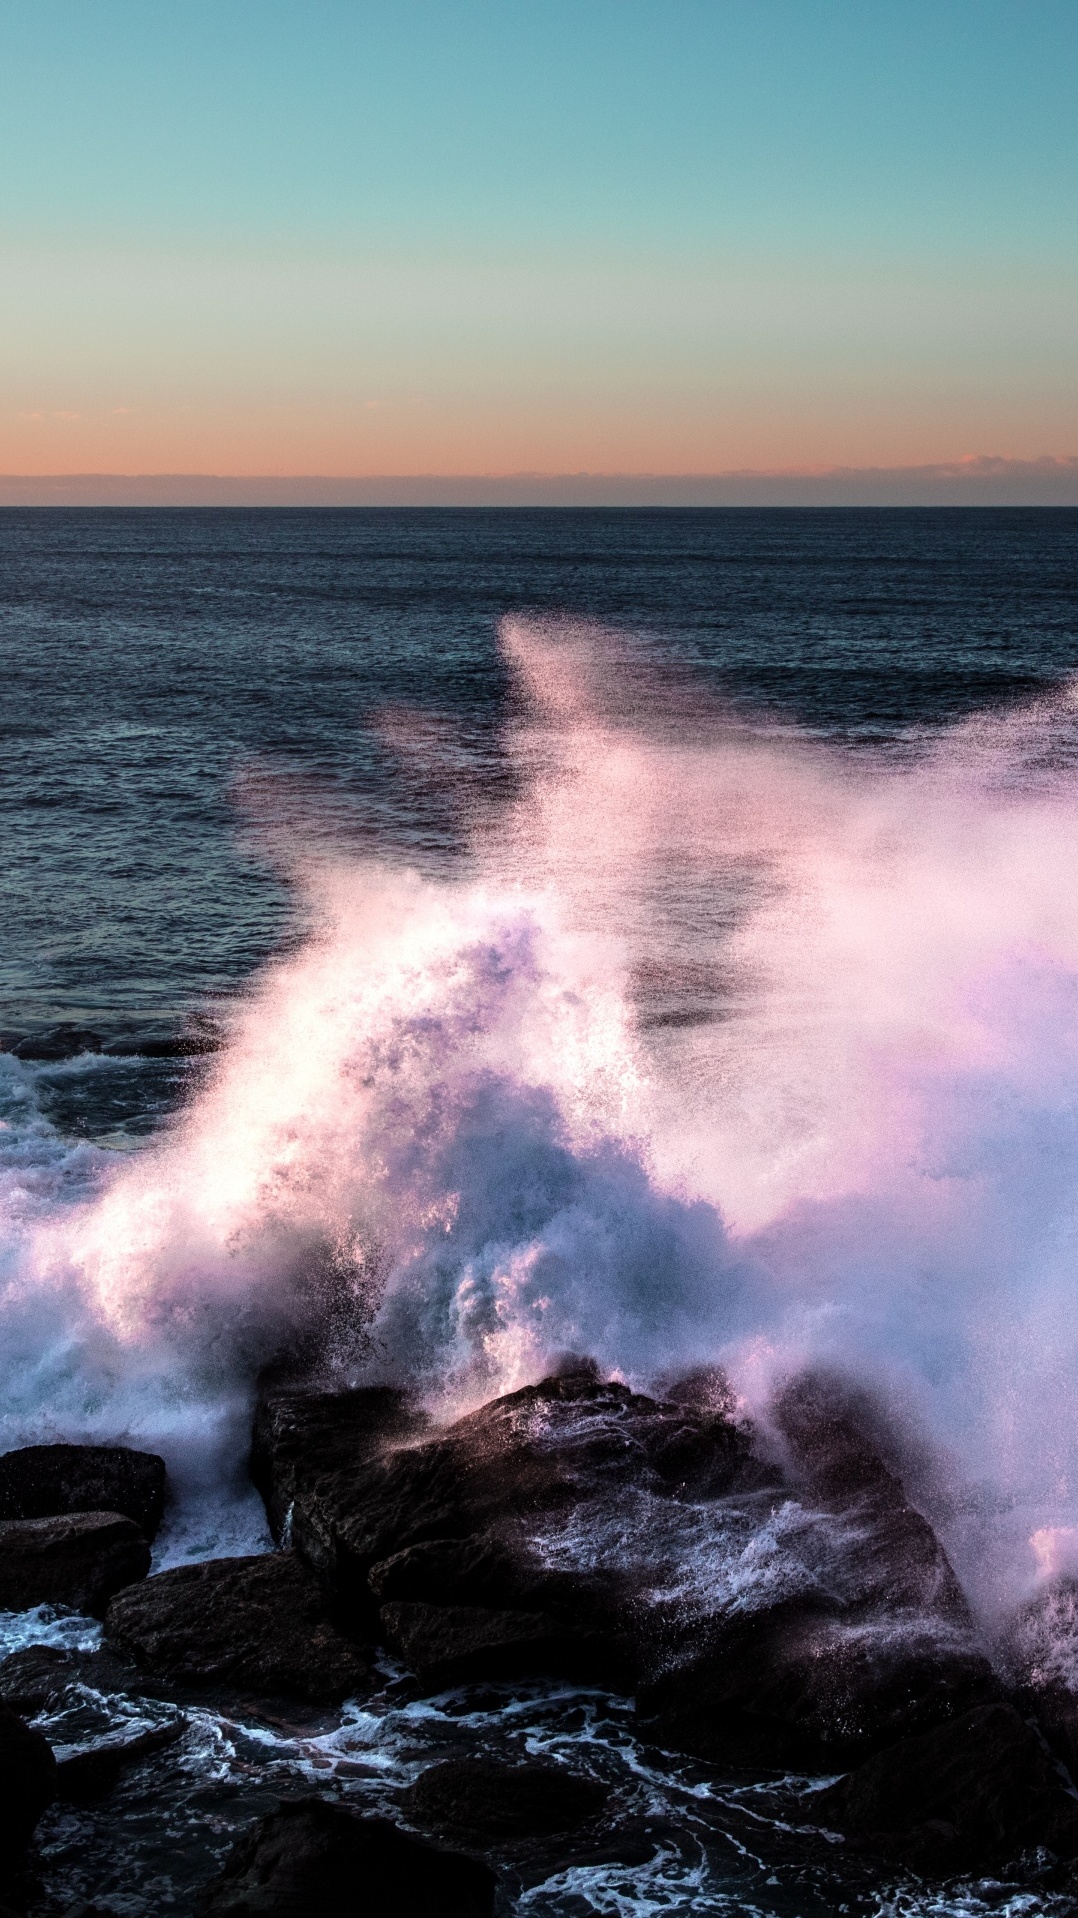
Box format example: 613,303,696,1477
3,1364,1078,1913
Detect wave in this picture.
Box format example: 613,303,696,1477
4,616,1078,1613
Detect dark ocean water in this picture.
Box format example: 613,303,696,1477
4,507,1077,1034
4,508,1078,1917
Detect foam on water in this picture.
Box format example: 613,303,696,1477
5,619,1078,1623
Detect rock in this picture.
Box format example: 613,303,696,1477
0,1698,57,1854
0,1646,75,1715
55,1719,186,1803
0,1442,168,1538
0,1511,151,1616
101,1024,220,1059
406,1757,609,1839
196,1799,496,1917
250,1383,424,1543
368,1533,527,1607
771,1372,967,1617
815,1701,1078,1870
997,1576,1078,1767
10,1024,102,1061
105,1552,369,1701
271,1367,754,1627
380,1600,620,1690
637,1603,997,1768
633,1369,997,1772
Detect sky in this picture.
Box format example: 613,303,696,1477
2,0,1077,483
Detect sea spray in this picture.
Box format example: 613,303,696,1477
4,618,1078,1620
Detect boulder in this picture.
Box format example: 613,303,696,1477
270,1366,755,1628
196,1799,496,1917
0,1442,167,1538
250,1383,424,1543
634,1370,998,1772
771,1372,967,1617
406,1756,609,1839
0,1511,151,1616
258,1363,986,1765
379,1600,622,1690
996,1575,1078,1767
637,1603,997,1768
10,1024,102,1061
0,1646,75,1715
105,1552,369,1702
815,1701,1078,1871
0,1698,56,1854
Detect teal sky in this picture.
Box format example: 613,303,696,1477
2,0,1076,476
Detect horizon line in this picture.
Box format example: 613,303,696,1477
3,455,1078,509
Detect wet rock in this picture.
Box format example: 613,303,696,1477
407,1756,609,1839
105,1552,369,1701
55,1718,186,1803
250,1383,424,1543
274,1367,754,1626
634,1370,998,1770
772,1372,967,1617
196,1799,496,1917
816,1701,1078,1871
10,1024,102,1061
0,1646,75,1715
0,1511,151,1616
0,1698,57,1854
0,1442,168,1538
380,1600,619,1690
101,1023,220,1059
637,1602,997,1768
997,1575,1078,1768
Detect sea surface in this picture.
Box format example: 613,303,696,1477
3,507,1078,1915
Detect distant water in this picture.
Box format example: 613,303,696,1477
5,508,1078,1917
4,507,1077,1032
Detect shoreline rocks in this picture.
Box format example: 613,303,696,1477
816,1700,1078,1869
6,1360,1078,1901
0,1511,151,1617
0,1443,167,1539
105,1551,370,1702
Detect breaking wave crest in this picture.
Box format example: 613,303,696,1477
5,615,1078,1612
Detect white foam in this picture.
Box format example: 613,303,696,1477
5,620,1078,1635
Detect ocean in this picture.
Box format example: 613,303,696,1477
4,505,1078,1915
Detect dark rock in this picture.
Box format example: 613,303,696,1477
101,1024,220,1059
10,1024,102,1061
0,1698,57,1854
276,1368,754,1622
196,1799,496,1917
368,1532,536,1609
105,1552,369,1701
638,1603,997,1769
815,1701,1078,1870
772,1372,967,1617
0,1646,75,1715
630,1370,997,1770
0,1443,168,1538
55,1719,186,1803
0,1511,151,1616
380,1600,620,1690
250,1384,424,1543
997,1576,1078,1768
407,1756,609,1838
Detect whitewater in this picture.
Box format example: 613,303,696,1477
3,612,1078,1644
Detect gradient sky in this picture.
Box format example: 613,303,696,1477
2,0,1076,476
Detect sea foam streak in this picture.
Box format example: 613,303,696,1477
3,616,1078,1612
